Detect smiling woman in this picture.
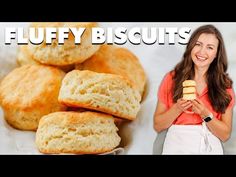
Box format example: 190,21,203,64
153,24,235,154
191,33,219,68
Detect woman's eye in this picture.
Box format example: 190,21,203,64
208,47,213,50
195,43,200,46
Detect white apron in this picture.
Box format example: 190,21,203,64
162,122,223,154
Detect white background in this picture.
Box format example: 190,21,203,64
0,22,236,154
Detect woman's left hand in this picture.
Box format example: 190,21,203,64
191,98,211,119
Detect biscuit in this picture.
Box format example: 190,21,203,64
0,65,66,131
182,80,196,87
17,45,74,72
27,22,101,66
17,45,38,65
66,107,125,126
183,87,196,94
58,70,141,120
75,45,146,97
182,80,196,100
183,94,196,100
35,111,121,154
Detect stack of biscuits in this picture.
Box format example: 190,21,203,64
182,80,196,100
0,22,147,154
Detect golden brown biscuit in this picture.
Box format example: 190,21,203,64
17,45,74,72
58,70,141,120
27,22,101,66
182,80,196,87
182,80,196,100
183,87,196,94
76,45,146,97
0,65,66,131
183,93,196,100
66,107,125,126
17,45,38,65
35,111,121,154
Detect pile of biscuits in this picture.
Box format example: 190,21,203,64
182,80,196,100
0,22,147,154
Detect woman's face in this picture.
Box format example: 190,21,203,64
191,33,219,69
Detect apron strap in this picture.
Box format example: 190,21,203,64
200,122,212,153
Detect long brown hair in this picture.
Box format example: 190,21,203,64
172,24,232,113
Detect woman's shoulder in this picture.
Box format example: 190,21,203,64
159,71,175,87
162,71,175,81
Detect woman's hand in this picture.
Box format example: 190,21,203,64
191,98,211,118
176,98,193,114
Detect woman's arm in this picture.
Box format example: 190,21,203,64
192,98,233,142
206,109,233,142
153,99,192,133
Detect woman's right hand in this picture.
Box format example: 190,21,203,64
175,98,193,114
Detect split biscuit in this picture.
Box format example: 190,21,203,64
58,70,141,120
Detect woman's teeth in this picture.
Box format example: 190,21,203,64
196,56,207,61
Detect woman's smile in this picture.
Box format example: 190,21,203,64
196,55,207,62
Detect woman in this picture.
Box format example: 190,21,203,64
153,24,235,154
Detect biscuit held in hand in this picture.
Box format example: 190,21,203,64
182,80,196,101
